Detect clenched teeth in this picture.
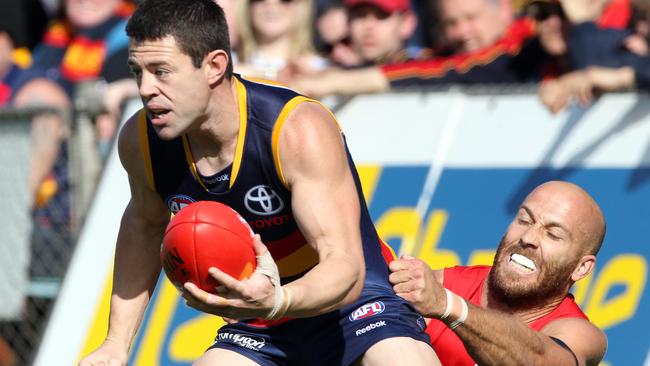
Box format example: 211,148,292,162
510,253,536,272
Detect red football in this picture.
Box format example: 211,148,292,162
160,201,256,293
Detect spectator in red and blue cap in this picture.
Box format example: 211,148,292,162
286,0,542,96
345,0,429,66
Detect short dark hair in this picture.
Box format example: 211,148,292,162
126,0,233,76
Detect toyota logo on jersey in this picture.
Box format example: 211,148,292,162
244,185,284,215
348,301,386,321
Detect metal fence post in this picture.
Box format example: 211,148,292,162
70,79,106,234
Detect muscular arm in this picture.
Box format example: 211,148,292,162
80,113,170,363
455,304,606,366
390,259,606,366
106,190,167,347
278,101,366,317
289,67,388,99
107,114,171,346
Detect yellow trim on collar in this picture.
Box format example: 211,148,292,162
271,97,342,187
181,135,208,191
138,110,155,191
231,77,248,188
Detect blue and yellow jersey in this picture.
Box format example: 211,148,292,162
140,75,394,292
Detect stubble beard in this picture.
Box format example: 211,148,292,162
487,237,578,310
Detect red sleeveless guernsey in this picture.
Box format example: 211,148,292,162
427,265,588,366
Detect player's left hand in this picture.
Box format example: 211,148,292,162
182,234,280,320
389,255,445,318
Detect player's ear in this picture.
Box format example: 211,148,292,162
205,49,229,84
571,255,596,282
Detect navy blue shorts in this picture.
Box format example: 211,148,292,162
208,285,430,365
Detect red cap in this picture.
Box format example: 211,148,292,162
344,0,410,13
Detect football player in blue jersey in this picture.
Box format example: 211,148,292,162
79,0,440,365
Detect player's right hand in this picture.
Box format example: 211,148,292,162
182,234,281,320
78,338,129,366
389,256,446,318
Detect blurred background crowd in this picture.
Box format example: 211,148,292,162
0,0,648,364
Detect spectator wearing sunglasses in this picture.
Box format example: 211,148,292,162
315,0,363,67
234,0,327,80
345,0,429,66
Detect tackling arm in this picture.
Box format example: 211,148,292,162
454,304,606,366
390,258,606,366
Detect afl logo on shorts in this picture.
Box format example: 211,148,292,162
166,194,196,214
349,301,385,321
244,185,284,216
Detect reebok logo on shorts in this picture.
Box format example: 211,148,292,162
217,332,266,351
349,301,386,321
355,320,387,336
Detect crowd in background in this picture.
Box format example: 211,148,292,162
3,0,650,117
0,0,646,235
0,0,648,364
1,0,649,164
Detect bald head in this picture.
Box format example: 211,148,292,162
523,181,606,255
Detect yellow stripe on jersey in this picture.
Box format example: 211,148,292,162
239,75,289,88
275,243,319,278
231,77,248,188
138,110,156,191
271,96,345,188
271,96,317,187
181,135,208,191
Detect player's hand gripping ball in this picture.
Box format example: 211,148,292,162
160,201,257,293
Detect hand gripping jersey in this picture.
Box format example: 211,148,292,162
426,265,589,366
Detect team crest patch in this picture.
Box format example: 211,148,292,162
348,301,385,321
166,194,196,214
